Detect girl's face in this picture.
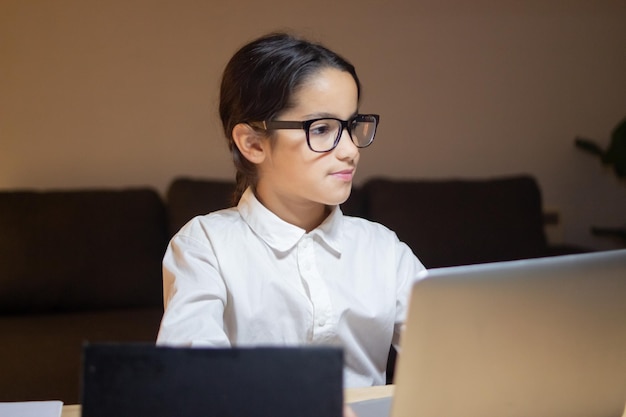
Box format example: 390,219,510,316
255,67,360,229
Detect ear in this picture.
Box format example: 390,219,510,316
232,123,267,164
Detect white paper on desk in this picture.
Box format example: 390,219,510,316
0,400,63,417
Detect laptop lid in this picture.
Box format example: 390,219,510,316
392,249,626,417
81,344,343,417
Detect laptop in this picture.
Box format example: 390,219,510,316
354,249,626,417
80,344,343,417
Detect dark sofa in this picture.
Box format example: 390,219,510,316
0,189,168,403
0,174,588,403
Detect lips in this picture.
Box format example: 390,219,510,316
331,169,355,181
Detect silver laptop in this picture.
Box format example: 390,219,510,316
355,249,626,417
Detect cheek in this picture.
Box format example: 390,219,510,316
271,132,317,162
274,149,328,180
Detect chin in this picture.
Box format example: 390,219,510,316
324,185,353,206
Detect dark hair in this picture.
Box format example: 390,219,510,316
219,32,361,203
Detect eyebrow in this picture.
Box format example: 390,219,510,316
300,111,359,120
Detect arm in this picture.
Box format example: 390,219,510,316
156,233,231,347
392,240,426,351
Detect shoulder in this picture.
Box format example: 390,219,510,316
174,207,244,242
339,214,426,286
341,214,399,240
340,214,422,262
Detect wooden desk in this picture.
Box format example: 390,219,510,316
345,384,394,403
60,385,394,417
61,404,80,417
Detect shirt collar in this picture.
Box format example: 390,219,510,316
237,188,343,255
312,204,343,256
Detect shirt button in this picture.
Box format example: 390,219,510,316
318,319,326,327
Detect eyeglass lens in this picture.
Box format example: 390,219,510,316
307,116,377,152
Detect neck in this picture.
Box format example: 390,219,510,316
254,191,331,233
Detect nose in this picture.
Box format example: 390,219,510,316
334,126,359,159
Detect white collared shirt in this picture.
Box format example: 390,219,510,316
157,188,425,387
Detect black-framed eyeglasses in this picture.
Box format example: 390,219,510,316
250,114,380,153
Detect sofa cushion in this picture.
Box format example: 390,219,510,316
363,176,549,268
0,188,167,313
166,178,237,236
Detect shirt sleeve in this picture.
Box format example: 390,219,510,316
156,232,231,347
392,239,426,351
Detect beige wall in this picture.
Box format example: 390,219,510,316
2,0,625,250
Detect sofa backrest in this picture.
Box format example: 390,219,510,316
166,177,366,237
0,188,167,313
166,178,236,237
165,175,552,269
361,176,549,268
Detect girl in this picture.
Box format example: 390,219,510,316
157,32,425,388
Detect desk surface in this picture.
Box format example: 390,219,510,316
60,385,394,417
344,384,394,403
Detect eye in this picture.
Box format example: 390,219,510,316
309,120,334,137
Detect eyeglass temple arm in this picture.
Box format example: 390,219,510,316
260,121,306,130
